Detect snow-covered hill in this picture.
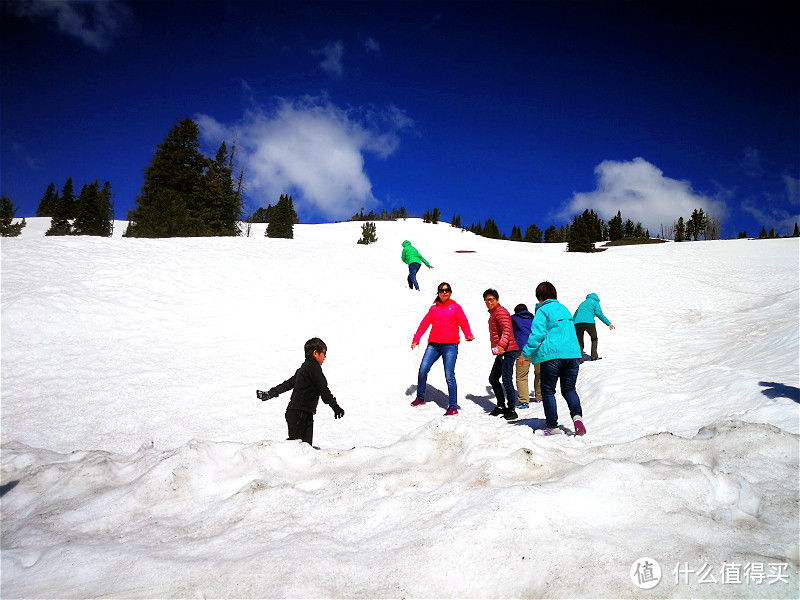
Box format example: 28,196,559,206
2,218,798,598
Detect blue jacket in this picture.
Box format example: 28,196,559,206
511,309,534,350
573,293,611,326
521,299,582,364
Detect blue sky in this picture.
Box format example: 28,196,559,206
2,0,798,237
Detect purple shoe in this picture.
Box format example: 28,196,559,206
411,397,425,407
444,405,458,416
573,419,586,436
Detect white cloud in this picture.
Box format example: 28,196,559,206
7,0,133,50
196,98,413,220
313,41,344,77
363,37,380,55
560,158,729,234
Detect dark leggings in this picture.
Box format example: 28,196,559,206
574,323,598,360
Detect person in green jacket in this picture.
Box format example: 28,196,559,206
573,293,614,362
401,240,433,290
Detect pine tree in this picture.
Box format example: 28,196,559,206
543,225,559,243
623,218,635,238
482,218,501,239
196,141,243,236
451,214,461,228
357,221,378,245
36,182,59,217
0,197,26,237
674,217,685,242
768,227,776,238
758,226,767,239
430,208,441,224
510,225,522,241
567,210,595,253
126,118,208,237
793,223,799,237
74,179,113,236
266,194,296,239
46,178,75,236
608,211,623,241
523,224,542,243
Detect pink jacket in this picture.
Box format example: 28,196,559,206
413,299,473,344
488,304,518,351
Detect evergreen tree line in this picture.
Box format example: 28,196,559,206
125,118,244,238
737,223,800,239
349,207,408,221
34,177,114,237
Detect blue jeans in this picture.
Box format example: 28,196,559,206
489,351,518,408
539,358,582,428
418,342,459,407
407,262,421,290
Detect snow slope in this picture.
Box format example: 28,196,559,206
2,218,798,598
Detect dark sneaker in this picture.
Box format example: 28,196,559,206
573,419,586,436
489,406,506,416
504,408,518,420
411,397,425,407
444,405,458,416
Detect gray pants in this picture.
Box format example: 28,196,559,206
574,322,599,360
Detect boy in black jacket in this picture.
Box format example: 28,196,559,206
257,338,345,446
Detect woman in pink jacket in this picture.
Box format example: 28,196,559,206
410,282,474,415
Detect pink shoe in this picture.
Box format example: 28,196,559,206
411,397,425,407
444,405,458,416
573,419,586,436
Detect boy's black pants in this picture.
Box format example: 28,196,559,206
285,409,314,445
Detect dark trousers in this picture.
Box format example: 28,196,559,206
574,322,598,360
489,351,518,408
286,409,314,445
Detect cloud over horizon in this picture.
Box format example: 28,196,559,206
561,158,729,235
196,97,413,220
6,0,133,50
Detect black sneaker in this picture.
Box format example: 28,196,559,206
504,408,518,420
489,406,506,416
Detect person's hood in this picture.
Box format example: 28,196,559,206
513,309,534,320
586,293,600,302
402,240,411,247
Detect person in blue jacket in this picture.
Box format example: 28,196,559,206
519,282,586,436
573,293,615,362
511,303,540,409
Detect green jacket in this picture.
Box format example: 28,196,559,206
401,240,430,266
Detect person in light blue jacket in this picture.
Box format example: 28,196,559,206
573,293,614,362
519,281,586,436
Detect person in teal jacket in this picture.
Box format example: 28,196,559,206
519,281,586,436
401,240,433,290
573,293,614,362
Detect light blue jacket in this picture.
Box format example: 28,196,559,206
521,299,582,364
573,293,611,326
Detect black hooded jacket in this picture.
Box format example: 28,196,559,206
269,357,336,414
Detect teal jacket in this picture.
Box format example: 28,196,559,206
401,240,430,267
573,293,611,326
521,299,582,364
